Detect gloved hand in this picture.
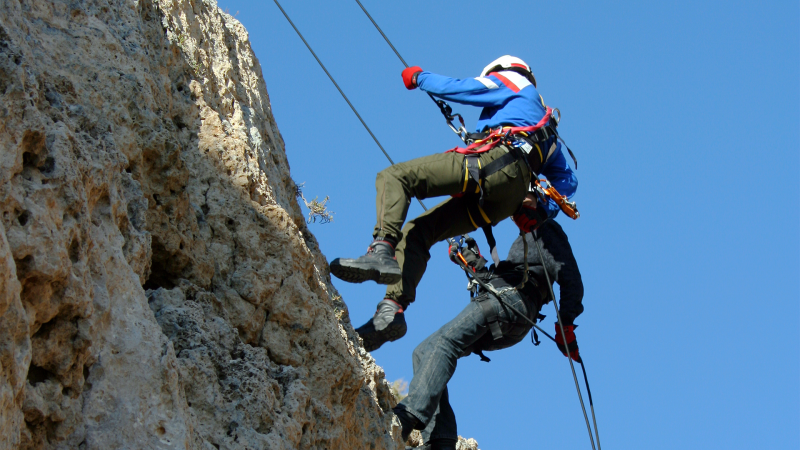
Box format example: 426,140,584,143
448,237,486,271
554,323,581,362
402,66,423,90
512,201,548,233
448,241,461,264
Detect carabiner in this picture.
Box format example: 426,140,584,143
534,178,580,220
552,107,561,125
446,117,469,143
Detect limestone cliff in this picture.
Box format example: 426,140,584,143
0,0,484,448
0,0,413,448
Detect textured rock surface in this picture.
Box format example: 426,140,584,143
406,433,479,450
0,0,415,448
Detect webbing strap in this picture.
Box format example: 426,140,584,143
466,202,491,228
475,349,491,362
481,225,500,267
477,296,503,340
562,138,579,169
462,149,521,267
464,155,481,194
461,147,524,208
480,149,520,179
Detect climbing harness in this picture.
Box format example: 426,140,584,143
449,108,554,154
273,0,600,442
451,238,602,450
451,105,578,172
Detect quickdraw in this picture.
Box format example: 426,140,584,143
434,98,469,143
533,178,580,220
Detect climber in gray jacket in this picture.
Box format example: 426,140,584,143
392,220,584,449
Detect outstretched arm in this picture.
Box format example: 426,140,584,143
416,72,513,107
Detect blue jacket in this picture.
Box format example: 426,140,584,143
417,70,578,219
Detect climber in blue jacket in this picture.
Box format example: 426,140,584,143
415,63,578,219
330,56,578,352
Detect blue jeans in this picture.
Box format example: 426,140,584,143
395,286,539,442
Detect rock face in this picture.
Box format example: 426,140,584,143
0,0,411,448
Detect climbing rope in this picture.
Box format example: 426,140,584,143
532,232,602,450
451,235,602,450
273,4,600,445
272,0,433,213
272,0,393,165
273,0,472,232
354,0,470,143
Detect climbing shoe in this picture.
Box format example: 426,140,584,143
356,299,407,351
330,240,401,285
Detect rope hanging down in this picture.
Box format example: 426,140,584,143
274,4,600,446
355,2,600,446
453,239,601,450
354,0,470,143
532,233,602,450
272,0,430,212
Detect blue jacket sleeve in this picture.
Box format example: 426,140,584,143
416,72,511,107
538,142,578,219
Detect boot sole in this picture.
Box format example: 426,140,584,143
330,259,402,285
357,315,408,352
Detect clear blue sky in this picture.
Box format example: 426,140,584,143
216,0,799,448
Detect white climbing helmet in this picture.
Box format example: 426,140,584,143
480,55,536,87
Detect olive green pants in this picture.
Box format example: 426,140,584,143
372,145,531,305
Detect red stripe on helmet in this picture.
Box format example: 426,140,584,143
510,63,529,70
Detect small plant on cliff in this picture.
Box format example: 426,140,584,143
390,378,409,402
171,32,202,74
295,182,335,224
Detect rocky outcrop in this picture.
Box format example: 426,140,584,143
0,0,411,448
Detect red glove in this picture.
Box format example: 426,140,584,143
512,203,548,233
554,323,581,362
402,66,423,90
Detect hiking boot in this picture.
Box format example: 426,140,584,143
393,406,421,442
330,240,401,285
356,299,407,351
424,438,457,450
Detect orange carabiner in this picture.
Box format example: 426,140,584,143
456,252,474,272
